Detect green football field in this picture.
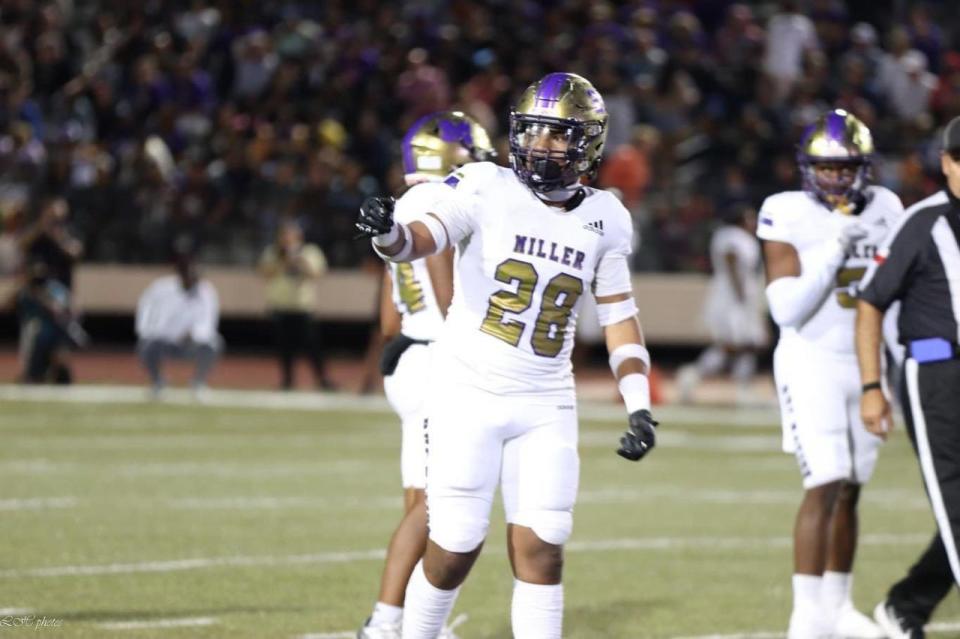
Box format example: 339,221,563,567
1,389,958,638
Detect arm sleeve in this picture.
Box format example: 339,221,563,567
594,199,634,297
765,238,846,328
191,283,219,344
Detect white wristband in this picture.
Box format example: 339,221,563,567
618,373,651,413
371,224,413,262
372,224,401,247
609,343,651,377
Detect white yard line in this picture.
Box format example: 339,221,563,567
0,533,930,579
0,487,928,513
0,497,77,510
0,383,781,427
0,608,33,614
100,616,217,630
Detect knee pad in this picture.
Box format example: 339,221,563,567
512,509,573,546
427,498,489,553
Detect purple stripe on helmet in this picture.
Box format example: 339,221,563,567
824,111,846,143
535,73,568,108
402,113,434,174
438,118,472,147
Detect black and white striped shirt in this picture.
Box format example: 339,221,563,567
859,189,960,344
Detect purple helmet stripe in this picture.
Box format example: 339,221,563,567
438,119,472,147
402,113,433,174
535,73,567,108
825,111,846,143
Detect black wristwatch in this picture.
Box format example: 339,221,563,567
861,381,882,394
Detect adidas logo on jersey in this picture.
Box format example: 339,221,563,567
583,219,604,235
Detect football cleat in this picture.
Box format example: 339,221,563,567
787,607,831,639
438,613,468,639
873,601,925,639
834,602,884,638
356,617,401,639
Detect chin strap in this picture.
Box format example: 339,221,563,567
563,188,586,210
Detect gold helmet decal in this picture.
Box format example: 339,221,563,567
509,72,608,193
401,111,495,182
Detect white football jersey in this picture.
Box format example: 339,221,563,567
708,225,763,309
418,162,634,396
757,186,904,354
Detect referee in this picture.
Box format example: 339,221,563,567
855,115,960,638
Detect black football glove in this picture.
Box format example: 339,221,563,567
617,409,658,462
355,196,396,239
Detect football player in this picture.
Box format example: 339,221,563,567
357,112,495,639
758,109,904,638
356,72,658,639
676,204,767,404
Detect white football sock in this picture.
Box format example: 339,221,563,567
821,571,852,621
511,579,563,639
369,601,403,626
792,573,822,612
402,561,459,639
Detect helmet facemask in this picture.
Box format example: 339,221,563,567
509,115,603,193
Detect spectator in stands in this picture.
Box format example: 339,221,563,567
16,260,87,384
258,218,333,390
0,0,955,275
135,251,221,399
18,196,82,290
762,0,818,102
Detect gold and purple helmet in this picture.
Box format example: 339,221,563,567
797,109,874,206
509,72,608,193
401,111,495,185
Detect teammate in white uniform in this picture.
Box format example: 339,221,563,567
758,109,904,639
677,205,767,404
356,72,658,639
358,112,494,639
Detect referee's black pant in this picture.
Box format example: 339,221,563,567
886,358,960,626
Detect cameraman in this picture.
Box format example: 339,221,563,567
16,261,86,384
258,219,334,390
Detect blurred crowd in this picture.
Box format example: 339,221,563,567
0,0,957,275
